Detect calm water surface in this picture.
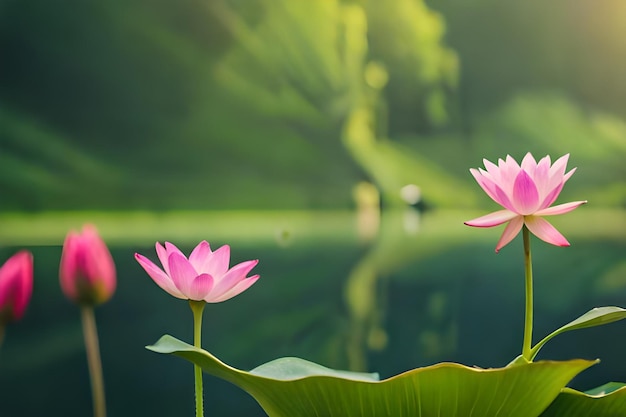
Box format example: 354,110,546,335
1,209,624,416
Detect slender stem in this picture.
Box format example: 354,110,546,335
189,300,206,417
522,225,534,362
80,306,106,417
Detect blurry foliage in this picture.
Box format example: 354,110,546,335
433,0,626,120
211,0,456,129
0,0,458,210
0,0,624,210
364,0,458,130
209,0,465,209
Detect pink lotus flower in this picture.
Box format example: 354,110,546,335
60,225,116,305
0,251,33,324
135,241,259,303
464,153,587,252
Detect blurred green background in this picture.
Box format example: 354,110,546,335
1,0,625,416
1,0,625,210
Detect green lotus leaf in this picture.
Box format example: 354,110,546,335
147,335,596,417
249,356,380,382
585,382,626,396
540,383,626,416
529,306,626,361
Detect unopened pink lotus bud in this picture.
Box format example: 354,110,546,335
0,251,33,324
60,225,116,305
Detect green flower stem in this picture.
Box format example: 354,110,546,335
80,306,106,417
189,300,206,417
522,225,534,362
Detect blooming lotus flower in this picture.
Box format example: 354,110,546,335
464,153,587,252
0,251,33,324
60,224,116,305
135,241,259,303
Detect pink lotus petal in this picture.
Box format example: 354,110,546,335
59,232,80,301
520,152,538,176
483,159,502,183
494,183,518,212
83,225,116,296
512,170,540,214
544,168,577,208
189,240,212,272
470,169,500,204
156,242,171,276
535,201,587,216
168,252,199,297
495,216,524,252
10,252,33,320
549,153,570,178
534,155,552,197
465,210,518,227
211,259,259,298
135,253,185,299
165,242,186,262
563,167,577,183
525,216,570,247
505,155,520,169
207,245,231,276
210,275,260,303
188,273,214,301
538,181,564,210
500,155,521,188
537,155,551,171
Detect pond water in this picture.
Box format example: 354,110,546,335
0,209,624,416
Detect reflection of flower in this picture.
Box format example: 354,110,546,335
135,241,259,302
0,251,33,323
465,153,586,252
60,225,116,305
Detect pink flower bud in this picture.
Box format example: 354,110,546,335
60,225,116,306
0,251,34,324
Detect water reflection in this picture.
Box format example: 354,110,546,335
353,181,381,243
344,247,387,371
345,207,461,371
